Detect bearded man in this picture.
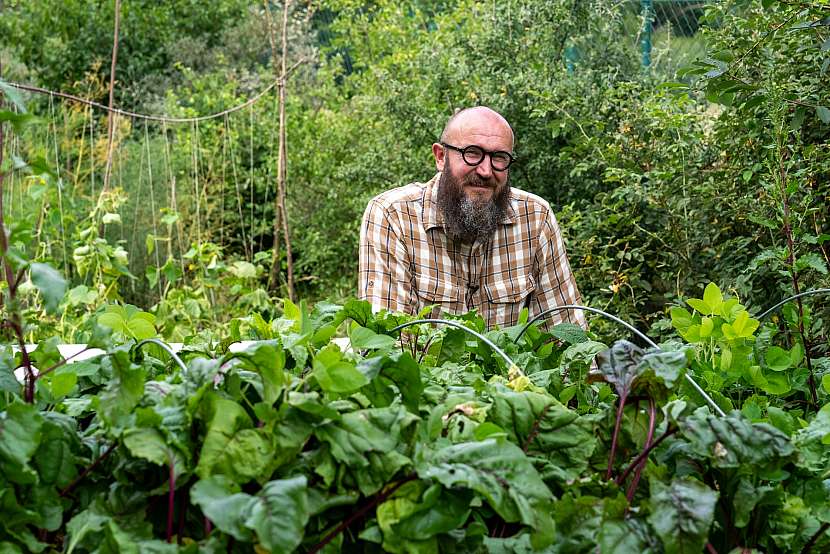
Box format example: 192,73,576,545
358,106,585,329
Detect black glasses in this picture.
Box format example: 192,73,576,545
441,142,516,172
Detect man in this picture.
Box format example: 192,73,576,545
358,106,585,329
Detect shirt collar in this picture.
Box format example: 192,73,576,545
421,172,517,232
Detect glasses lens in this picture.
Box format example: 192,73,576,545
491,152,512,170
461,145,485,166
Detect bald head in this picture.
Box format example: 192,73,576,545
440,107,514,150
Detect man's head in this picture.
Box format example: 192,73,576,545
433,107,514,244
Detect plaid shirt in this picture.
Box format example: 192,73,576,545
358,173,586,329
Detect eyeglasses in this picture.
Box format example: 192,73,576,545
441,142,516,172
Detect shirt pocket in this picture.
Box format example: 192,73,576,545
483,275,536,327
415,274,462,318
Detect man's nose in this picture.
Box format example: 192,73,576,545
475,156,493,179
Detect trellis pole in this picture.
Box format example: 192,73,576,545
264,0,303,301
102,0,121,192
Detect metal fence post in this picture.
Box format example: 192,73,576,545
641,0,654,68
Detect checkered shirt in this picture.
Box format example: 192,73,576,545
358,173,586,330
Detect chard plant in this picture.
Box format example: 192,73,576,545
2,287,829,552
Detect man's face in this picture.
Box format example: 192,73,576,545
434,110,514,243
437,119,513,205
437,152,511,244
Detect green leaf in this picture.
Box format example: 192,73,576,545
190,476,253,541
789,342,804,368
488,387,596,486
196,395,253,481
765,346,791,371
312,344,370,394
822,374,830,394
357,351,423,413
230,260,257,279
0,402,44,484
220,429,274,483
235,342,285,405
765,376,794,400
123,427,176,467
0,111,38,133
595,340,688,400
549,323,588,345
244,476,309,553
686,283,723,316
721,310,759,340
648,477,718,554
794,252,828,275
96,350,145,433
680,408,794,469
670,307,694,333
0,348,21,395
732,477,775,529
35,414,80,488
817,106,830,124
792,403,830,472
350,325,397,350
599,519,656,553
316,405,417,495
42,370,77,399
377,480,472,550
65,502,109,554
29,263,67,314
97,304,156,340
767,406,795,436
416,438,555,549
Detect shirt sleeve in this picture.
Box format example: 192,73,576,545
358,198,415,315
531,207,587,329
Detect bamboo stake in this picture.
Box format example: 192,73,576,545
264,0,299,300
102,0,121,193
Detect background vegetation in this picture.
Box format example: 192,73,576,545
1,0,829,341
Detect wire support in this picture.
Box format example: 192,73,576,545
391,318,520,375
133,338,188,374
3,78,278,123
515,304,657,347
756,288,830,322
514,305,726,417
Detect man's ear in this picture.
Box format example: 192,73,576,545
432,143,446,171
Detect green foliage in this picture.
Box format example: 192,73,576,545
2,298,829,551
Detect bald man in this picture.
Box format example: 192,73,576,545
359,107,585,329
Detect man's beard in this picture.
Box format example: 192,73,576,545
436,162,511,244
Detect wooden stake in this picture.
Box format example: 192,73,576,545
264,0,299,300
102,0,121,193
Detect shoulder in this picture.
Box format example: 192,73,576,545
366,181,427,213
509,187,554,218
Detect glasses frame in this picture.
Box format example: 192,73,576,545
440,142,516,172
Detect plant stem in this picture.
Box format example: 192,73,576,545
776,118,818,407
308,475,417,553
167,460,176,543
615,427,677,486
606,391,628,480
0,79,34,402
59,442,117,497
801,522,830,554
625,397,656,502
36,346,93,380
523,404,553,453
